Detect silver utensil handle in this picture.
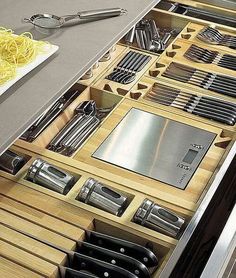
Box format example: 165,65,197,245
78,8,127,19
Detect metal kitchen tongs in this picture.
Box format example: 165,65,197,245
23,8,127,29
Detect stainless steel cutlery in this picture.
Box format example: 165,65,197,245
162,62,236,97
145,83,236,125
197,26,236,49
125,19,175,53
184,44,236,71
48,100,113,156
106,50,151,84
21,90,81,142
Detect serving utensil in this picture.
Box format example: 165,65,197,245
23,8,127,29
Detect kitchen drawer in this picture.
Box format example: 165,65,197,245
0,4,236,278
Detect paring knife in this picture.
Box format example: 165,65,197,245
67,252,138,278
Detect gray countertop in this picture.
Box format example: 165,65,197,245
0,0,158,154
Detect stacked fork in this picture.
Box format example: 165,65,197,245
184,44,236,71
197,26,236,49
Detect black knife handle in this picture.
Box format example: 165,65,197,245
208,84,236,98
198,98,236,115
214,75,236,86
229,45,236,50
86,231,158,268
185,105,235,125
77,242,150,278
70,253,137,278
202,96,236,110
197,99,236,119
218,62,236,71
134,55,151,72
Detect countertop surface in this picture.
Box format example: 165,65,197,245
0,0,158,154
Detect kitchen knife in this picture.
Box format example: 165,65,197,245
85,230,158,268
76,241,150,278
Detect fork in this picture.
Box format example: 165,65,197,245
184,44,236,71
197,26,236,49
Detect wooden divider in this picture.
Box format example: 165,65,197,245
0,257,45,278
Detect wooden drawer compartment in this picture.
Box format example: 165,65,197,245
17,85,122,158
128,76,236,134
178,22,236,53
154,1,236,29
93,48,158,96
119,9,190,55
0,171,175,277
145,56,236,103
79,44,127,87
164,38,236,76
1,3,235,277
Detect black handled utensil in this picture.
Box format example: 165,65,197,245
76,241,150,278
85,230,158,268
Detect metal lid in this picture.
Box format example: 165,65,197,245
133,198,154,223
78,177,97,202
25,158,45,182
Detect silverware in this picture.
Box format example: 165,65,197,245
145,83,236,125
48,100,94,151
125,26,136,45
107,50,151,84
21,90,80,142
184,44,236,71
48,100,113,156
107,51,137,80
64,116,100,156
162,62,236,97
133,199,185,238
125,19,176,53
197,26,236,49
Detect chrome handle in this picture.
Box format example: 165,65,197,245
78,8,127,19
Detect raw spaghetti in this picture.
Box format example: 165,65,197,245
0,27,48,85
0,59,16,85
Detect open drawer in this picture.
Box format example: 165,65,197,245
0,4,236,278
